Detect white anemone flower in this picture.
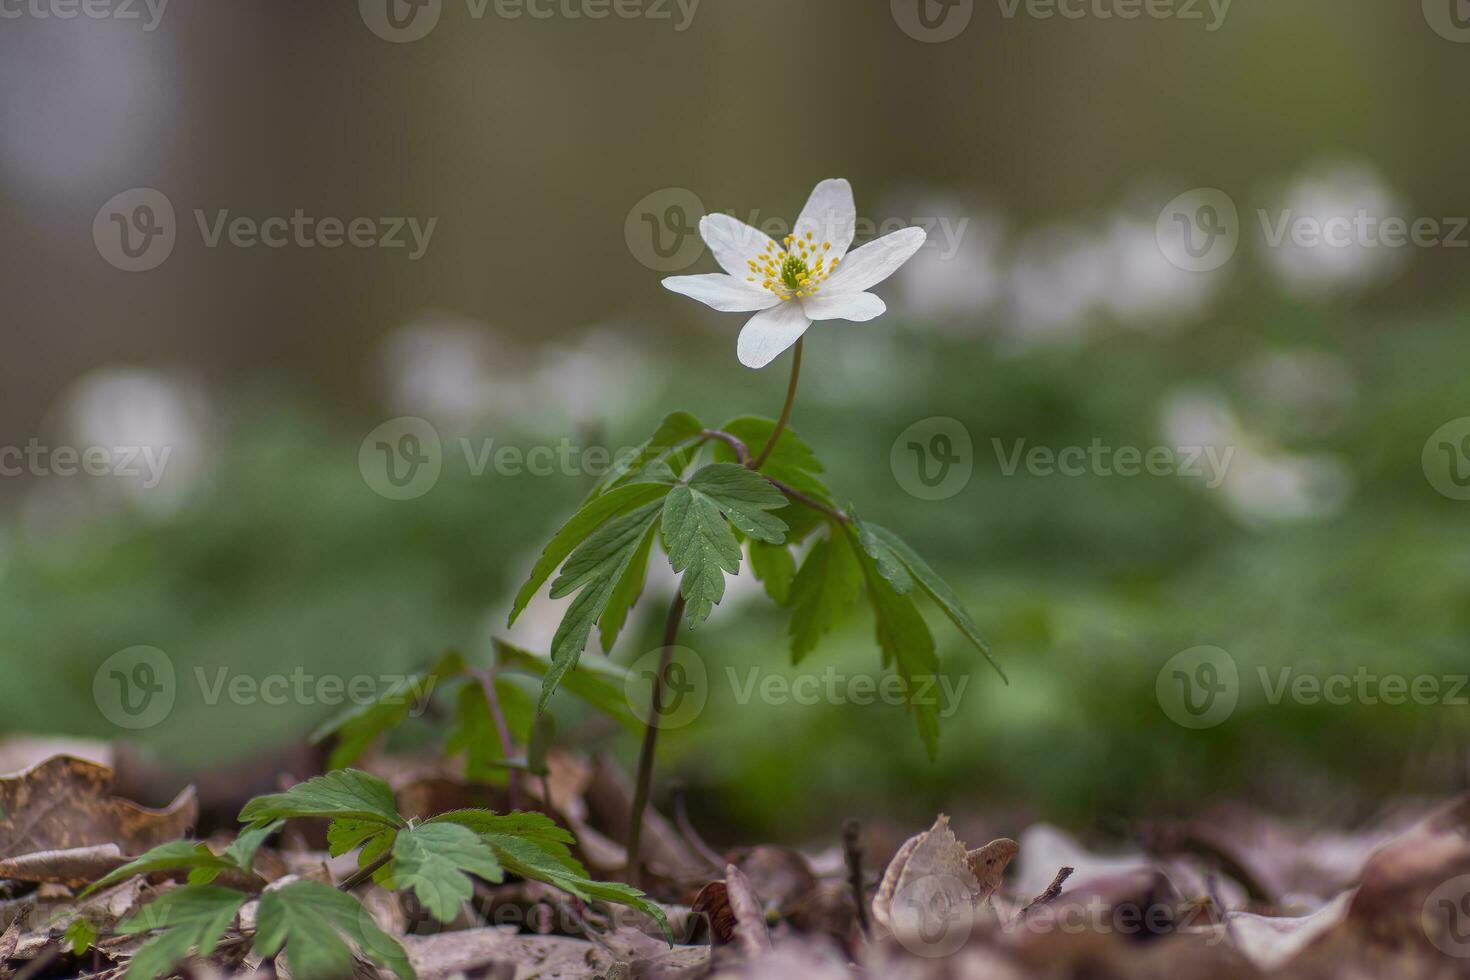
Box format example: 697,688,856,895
662,178,928,368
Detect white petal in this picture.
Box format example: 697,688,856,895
663,274,780,313
801,291,887,322
701,213,780,279
794,178,857,261
824,226,928,294
737,300,811,369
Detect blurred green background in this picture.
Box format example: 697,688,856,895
1,0,1468,842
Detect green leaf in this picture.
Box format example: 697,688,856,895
494,640,639,731
590,411,704,496
81,840,235,897
310,651,466,770
64,918,97,956
509,482,672,628
853,530,942,760
788,526,865,663
856,521,1005,681
598,520,658,652
748,540,796,606
445,679,537,784
327,819,397,885
430,810,581,872
254,880,414,980
222,819,283,876
238,769,404,829
389,823,505,923
713,416,832,502
662,464,787,627
117,885,247,980
542,499,667,711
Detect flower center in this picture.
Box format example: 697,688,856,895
747,231,841,301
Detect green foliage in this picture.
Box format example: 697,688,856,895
255,880,414,980
714,416,832,503
589,410,704,495
493,639,639,731
857,519,1006,682
239,768,404,828
116,886,247,980
543,498,669,709
310,651,467,770
787,525,865,662
389,823,504,923
748,539,796,606
81,841,234,897
662,463,788,626
64,918,97,956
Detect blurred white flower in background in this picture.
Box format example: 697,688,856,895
376,313,655,434
1259,160,1408,299
1002,223,1111,344
1099,213,1219,326
1238,349,1356,439
885,190,1006,329
22,368,212,535
1161,386,1353,528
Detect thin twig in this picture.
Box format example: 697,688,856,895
750,338,803,470
842,819,870,935
625,593,687,888
1019,866,1074,916
701,429,750,466
475,667,522,811
764,476,851,525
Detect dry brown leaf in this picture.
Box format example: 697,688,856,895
871,815,997,955
0,756,196,858
723,865,771,957
0,844,126,887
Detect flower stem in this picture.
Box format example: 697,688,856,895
750,338,803,470
625,591,687,889
338,849,394,891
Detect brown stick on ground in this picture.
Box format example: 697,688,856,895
1020,866,1074,916
842,819,870,935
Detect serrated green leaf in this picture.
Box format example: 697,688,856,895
310,651,465,770
430,810,580,870
662,464,787,627
598,520,658,652
64,918,97,956
591,411,704,496
856,521,1005,681
788,526,865,663
713,416,832,502
389,823,504,923
81,840,235,898
117,885,247,980
254,880,413,980
853,529,942,760
749,540,796,606
542,499,667,711
510,482,672,628
494,640,639,731
239,769,404,829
